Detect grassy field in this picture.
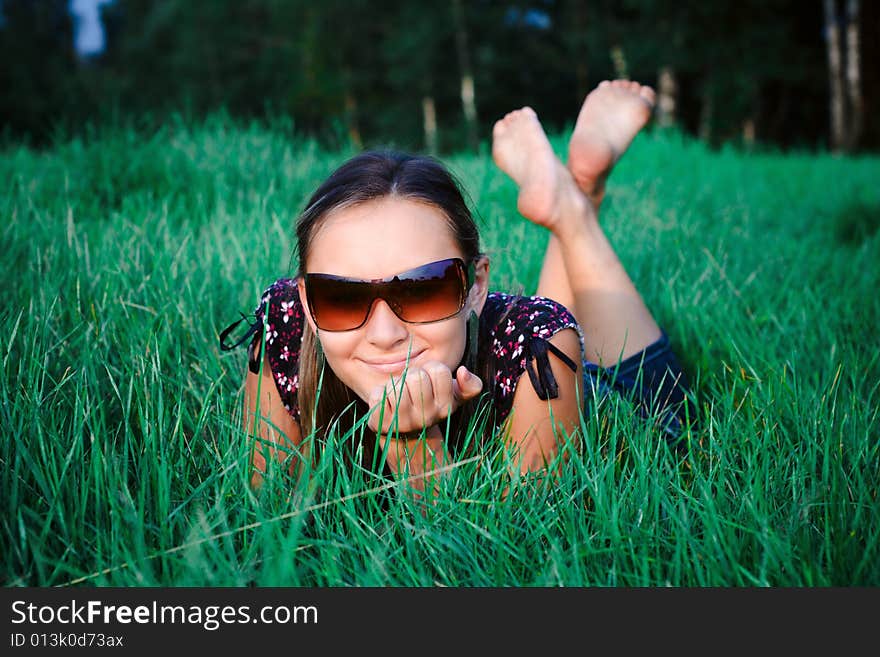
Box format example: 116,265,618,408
2,117,878,586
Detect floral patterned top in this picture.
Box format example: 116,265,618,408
243,277,583,424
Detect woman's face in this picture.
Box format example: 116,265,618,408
297,196,489,404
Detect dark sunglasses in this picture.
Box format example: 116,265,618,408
304,257,475,332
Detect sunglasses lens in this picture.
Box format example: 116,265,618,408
393,260,465,323
306,259,468,331
306,276,374,331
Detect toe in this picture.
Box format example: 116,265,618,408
639,86,657,106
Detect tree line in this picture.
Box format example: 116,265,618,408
1,0,877,153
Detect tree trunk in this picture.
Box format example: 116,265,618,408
567,0,589,103
742,118,756,149
824,0,845,152
656,66,677,128
699,79,713,142
610,44,628,80
451,0,478,152
843,0,863,151
342,66,362,149
344,89,362,150
422,95,438,155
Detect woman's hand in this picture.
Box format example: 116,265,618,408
367,361,483,435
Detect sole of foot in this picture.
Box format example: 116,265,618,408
492,106,586,232
567,79,656,205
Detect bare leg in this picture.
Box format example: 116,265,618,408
492,99,660,365
537,80,657,324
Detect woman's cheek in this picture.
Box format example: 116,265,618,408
320,336,364,395
430,320,468,371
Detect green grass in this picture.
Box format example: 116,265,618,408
2,116,878,586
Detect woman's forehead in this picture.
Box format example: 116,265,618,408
306,197,463,277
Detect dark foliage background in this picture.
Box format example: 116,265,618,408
1,0,878,152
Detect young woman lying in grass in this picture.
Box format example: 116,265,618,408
221,80,691,494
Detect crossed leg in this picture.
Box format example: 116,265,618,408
491,80,660,366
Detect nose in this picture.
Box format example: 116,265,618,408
363,298,410,349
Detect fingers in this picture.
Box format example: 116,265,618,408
424,361,454,416
403,368,435,423
367,367,438,434
452,365,483,403
367,384,389,433
367,362,484,434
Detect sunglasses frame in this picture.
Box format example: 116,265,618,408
304,257,476,332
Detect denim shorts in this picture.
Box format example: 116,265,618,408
583,331,693,439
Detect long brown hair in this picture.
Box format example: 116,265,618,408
295,150,489,470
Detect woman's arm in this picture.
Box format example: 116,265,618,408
243,339,304,489
502,328,584,475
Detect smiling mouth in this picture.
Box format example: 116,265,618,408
360,350,426,373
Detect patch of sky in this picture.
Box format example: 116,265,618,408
503,6,552,30
69,0,114,57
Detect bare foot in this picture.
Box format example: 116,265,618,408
492,106,587,233
567,79,656,207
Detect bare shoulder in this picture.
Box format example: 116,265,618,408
547,326,582,360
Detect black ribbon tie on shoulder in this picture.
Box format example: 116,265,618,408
219,313,264,374
218,313,261,351
524,336,578,400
